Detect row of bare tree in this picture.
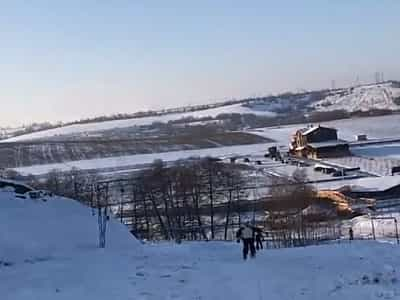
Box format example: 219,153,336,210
21,158,343,245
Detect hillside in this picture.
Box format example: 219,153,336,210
1,81,400,174
312,82,400,112
0,132,269,169
1,189,400,299
3,81,400,143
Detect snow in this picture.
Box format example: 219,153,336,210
303,125,322,135
351,213,400,240
13,143,274,175
326,156,400,177
0,191,140,263
313,175,400,192
3,104,276,142
3,189,400,299
312,82,400,112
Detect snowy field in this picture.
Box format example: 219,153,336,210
3,103,276,142
13,143,274,175
2,190,400,300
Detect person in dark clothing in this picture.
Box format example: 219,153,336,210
236,223,256,260
349,227,354,241
255,228,264,250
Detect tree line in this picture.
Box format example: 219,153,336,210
10,157,346,246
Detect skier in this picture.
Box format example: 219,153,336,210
236,222,256,260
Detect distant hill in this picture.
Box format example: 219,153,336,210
3,81,400,142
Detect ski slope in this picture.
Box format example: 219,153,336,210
2,189,400,299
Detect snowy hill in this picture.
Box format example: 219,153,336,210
0,190,140,263
3,81,400,143
312,82,400,113
2,189,400,299
3,103,277,142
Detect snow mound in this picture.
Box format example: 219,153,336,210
0,190,140,263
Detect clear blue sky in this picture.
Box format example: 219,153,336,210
1,0,400,126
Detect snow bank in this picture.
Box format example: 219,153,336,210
0,191,139,263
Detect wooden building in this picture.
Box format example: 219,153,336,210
290,125,350,159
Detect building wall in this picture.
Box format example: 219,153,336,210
296,132,307,148
308,145,350,159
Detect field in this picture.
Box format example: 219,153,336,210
0,132,269,169
13,142,274,175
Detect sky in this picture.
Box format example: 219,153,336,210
1,0,400,127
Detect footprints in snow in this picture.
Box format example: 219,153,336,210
0,256,51,268
129,263,194,297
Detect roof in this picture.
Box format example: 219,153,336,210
298,125,337,136
314,176,400,193
308,140,349,149
0,179,33,194
314,163,336,170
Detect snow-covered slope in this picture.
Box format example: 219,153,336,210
312,82,400,112
3,103,277,142
0,190,140,263
2,188,400,299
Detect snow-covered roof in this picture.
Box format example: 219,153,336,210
314,163,336,170
306,126,337,136
303,126,320,135
0,178,33,194
308,139,348,149
314,175,400,192
297,125,337,137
